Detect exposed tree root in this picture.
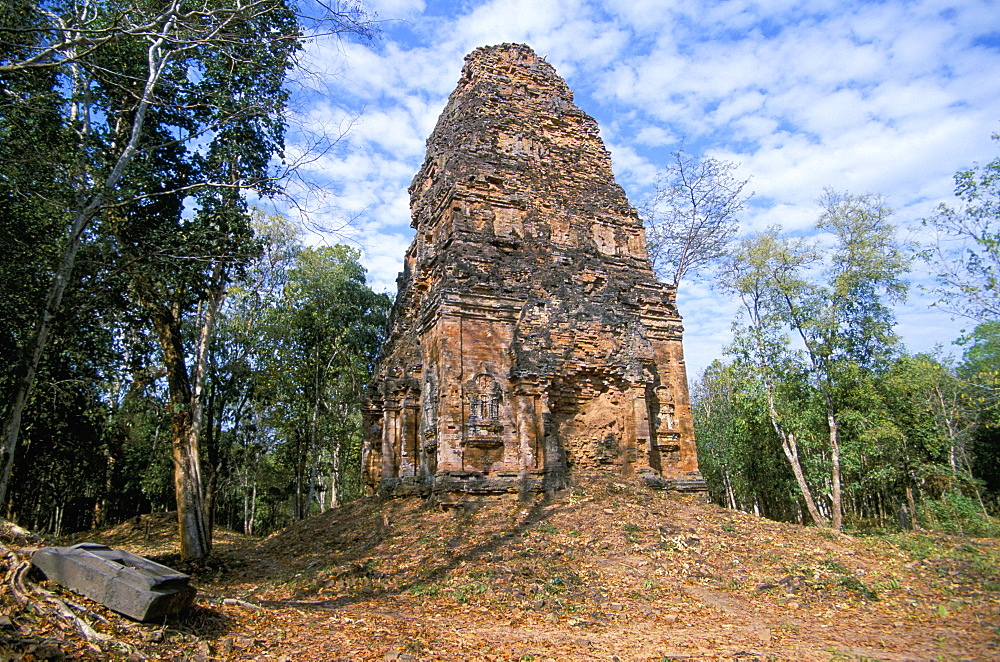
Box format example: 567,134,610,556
0,541,142,659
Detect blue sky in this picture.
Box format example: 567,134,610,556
283,0,1000,378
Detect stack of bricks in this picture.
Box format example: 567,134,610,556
363,43,704,496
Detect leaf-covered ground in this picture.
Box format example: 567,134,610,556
3,479,999,660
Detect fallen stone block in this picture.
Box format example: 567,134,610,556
31,542,195,621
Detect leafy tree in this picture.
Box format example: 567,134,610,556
923,134,1000,322
640,150,752,288
875,354,981,522
722,228,829,526
722,190,910,529
0,0,377,559
258,246,391,519
692,360,799,521
200,212,300,535
957,321,1000,507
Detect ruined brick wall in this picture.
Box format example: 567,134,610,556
363,43,704,495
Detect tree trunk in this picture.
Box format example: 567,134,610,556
724,473,736,510
761,381,828,528
825,398,843,530
778,430,828,528
241,468,250,535
330,432,342,510
306,390,319,518
249,475,257,537
150,306,211,561
905,484,917,530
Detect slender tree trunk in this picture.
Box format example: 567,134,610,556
330,431,342,509
329,466,339,510
150,306,211,561
0,208,86,505
724,473,736,510
249,468,258,536
905,485,917,529
778,430,828,528
306,374,320,517
825,397,843,530
761,379,828,527
241,468,250,535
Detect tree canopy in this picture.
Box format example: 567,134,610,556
0,0,377,558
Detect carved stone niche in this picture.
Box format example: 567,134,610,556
464,371,504,448
654,386,682,461
421,372,438,447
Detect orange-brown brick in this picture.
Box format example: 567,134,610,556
363,43,704,496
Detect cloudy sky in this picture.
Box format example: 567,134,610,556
285,0,1000,378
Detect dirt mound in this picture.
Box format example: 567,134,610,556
59,512,251,561
3,481,999,660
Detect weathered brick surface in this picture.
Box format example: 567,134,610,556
364,43,704,495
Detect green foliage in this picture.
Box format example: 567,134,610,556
705,188,999,530
718,191,912,529
923,134,1000,322
408,583,440,597
692,360,800,521
696,343,999,531
0,0,380,545
922,492,1000,537
201,237,391,534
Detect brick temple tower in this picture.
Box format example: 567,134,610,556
363,43,704,495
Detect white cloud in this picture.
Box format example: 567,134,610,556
287,0,1000,372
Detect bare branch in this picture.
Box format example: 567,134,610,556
640,150,752,288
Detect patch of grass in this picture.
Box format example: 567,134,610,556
872,576,901,592
839,575,879,601
624,523,642,533
820,558,850,574
544,576,565,594
535,521,559,534
971,555,997,574
721,522,736,533
885,533,939,560
924,493,1000,536
408,583,440,597
452,581,488,603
